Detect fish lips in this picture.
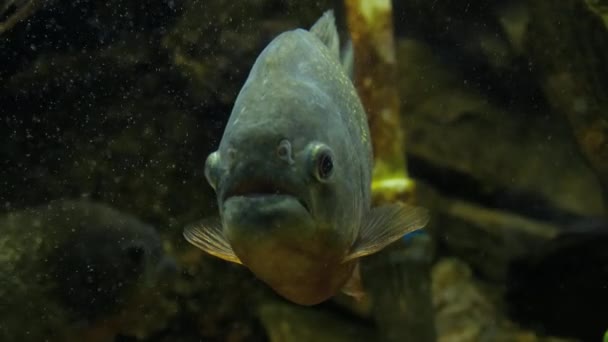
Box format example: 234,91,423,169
219,176,311,214
218,174,316,249
222,194,314,236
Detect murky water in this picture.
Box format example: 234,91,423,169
1,1,606,341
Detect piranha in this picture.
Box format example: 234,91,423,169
0,199,173,341
184,10,429,306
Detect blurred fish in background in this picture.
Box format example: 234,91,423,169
0,199,175,341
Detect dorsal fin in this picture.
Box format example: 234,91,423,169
341,39,354,79
310,10,340,60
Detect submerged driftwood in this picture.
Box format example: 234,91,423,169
429,192,559,282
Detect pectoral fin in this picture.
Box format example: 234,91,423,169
183,217,242,265
343,203,430,262
341,262,366,302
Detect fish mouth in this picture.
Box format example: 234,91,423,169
222,178,309,212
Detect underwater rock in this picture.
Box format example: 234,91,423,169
419,183,599,341
396,38,605,217
0,199,172,341
432,258,576,342
525,0,608,204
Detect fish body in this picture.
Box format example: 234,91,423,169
185,10,428,306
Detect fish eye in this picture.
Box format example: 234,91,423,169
318,153,333,179
310,145,334,181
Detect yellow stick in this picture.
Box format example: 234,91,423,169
344,0,415,205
